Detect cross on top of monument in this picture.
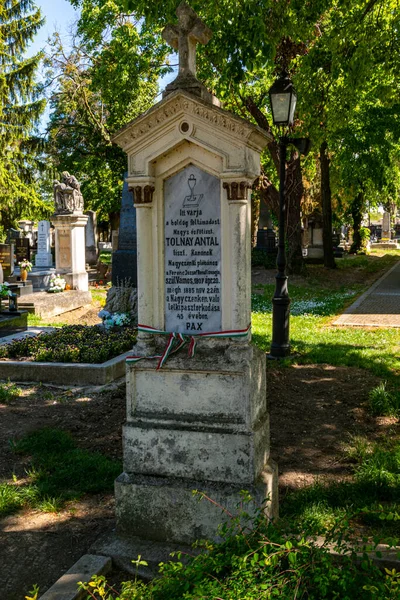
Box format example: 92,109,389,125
162,2,212,79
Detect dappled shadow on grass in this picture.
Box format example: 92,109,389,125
0,493,115,600
281,478,400,539
1,428,121,519
291,340,399,382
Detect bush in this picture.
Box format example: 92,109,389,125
0,325,137,364
78,505,400,599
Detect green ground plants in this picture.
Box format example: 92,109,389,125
78,499,400,600
282,433,400,537
1,428,121,518
368,382,400,417
0,324,137,363
0,381,21,404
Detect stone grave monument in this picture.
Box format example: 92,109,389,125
85,210,99,266
52,171,89,291
0,244,13,278
111,176,137,286
106,2,278,560
306,211,324,260
15,237,30,264
35,221,53,268
23,219,55,290
382,211,391,239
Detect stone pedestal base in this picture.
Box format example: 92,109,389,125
64,271,89,292
115,341,278,546
116,465,277,546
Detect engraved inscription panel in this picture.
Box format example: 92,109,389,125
165,165,221,334
58,232,71,269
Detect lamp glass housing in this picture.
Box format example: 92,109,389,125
269,73,297,126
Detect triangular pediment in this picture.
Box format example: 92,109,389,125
112,89,271,157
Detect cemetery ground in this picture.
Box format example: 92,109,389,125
0,250,399,598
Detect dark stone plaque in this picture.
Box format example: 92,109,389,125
165,165,221,334
15,238,30,263
111,175,138,286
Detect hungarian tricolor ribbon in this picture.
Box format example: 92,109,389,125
126,323,251,370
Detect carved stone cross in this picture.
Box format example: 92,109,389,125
162,2,212,79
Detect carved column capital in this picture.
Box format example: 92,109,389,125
129,185,155,205
223,181,252,201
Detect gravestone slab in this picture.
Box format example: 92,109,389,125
35,220,53,268
5,228,21,244
111,176,137,286
0,244,13,278
15,238,30,263
85,210,98,265
382,211,391,239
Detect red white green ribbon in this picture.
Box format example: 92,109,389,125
126,323,251,370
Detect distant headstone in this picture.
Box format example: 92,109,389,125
307,212,324,259
35,221,53,268
111,229,119,252
0,244,13,278
6,228,21,244
15,238,30,263
382,211,391,239
111,176,137,286
85,210,98,265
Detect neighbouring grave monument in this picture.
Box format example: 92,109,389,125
52,171,89,291
110,2,278,555
85,210,99,266
0,244,13,278
382,211,391,239
111,177,137,286
35,220,53,268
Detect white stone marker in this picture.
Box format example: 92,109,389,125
35,220,53,268
112,1,278,548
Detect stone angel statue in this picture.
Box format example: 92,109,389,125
53,172,84,214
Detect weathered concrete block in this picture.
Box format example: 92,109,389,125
115,462,278,545
18,291,92,318
122,417,269,483
39,554,111,600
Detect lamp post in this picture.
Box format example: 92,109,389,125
268,72,310,358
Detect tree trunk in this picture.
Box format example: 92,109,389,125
245,97,305,274
320,141,336,269
350,192,364,253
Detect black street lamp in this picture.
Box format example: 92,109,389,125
268,72,310,358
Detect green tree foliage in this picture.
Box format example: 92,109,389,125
0,0,47,234
45,5,170,227
296,0,400,253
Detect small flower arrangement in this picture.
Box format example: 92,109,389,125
98,309,132,329
47,273,66,293
0,282,12,298
19,259,33,272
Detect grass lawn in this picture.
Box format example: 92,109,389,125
252,251,400,541
252,251,400,385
